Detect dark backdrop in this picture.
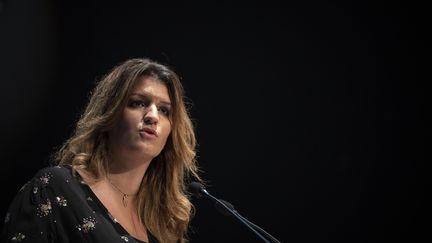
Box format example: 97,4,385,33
0,1,428,242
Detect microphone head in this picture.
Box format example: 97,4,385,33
188,182,205,197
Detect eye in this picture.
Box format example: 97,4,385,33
158,106,171,116
128,100,147,108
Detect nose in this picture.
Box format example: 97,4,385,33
143,104,158,125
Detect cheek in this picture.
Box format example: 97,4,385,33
160,123,172,144
112,111,140,138
117,117,133,134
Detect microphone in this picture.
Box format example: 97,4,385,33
189,182,281,243
188,182,207,197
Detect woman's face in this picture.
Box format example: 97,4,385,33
109,76,172,161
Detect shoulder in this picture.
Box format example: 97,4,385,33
3,166,76,221
35,165,74,180
30,165,77,191
2,166,76,242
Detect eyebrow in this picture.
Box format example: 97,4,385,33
130,92,172,106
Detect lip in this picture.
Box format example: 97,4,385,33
139,127,158,138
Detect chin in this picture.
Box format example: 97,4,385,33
137,146,162,159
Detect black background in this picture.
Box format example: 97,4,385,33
0,1,428,242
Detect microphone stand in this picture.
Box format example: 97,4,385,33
216,200,281,243
198,186,280,243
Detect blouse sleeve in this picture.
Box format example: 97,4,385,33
1,169,58,242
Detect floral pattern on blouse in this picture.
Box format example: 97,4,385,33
1,166,159,243
11,232,25,242
38,173,53,186
36,199,52,217
76,216,97,233
55,196,68,207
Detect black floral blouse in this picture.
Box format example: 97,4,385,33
1,165,159,243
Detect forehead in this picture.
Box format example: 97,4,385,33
131,76,171,103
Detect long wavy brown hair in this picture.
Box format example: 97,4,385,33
53,58,201,243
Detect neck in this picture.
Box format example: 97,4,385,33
107,150,153,196
105,140,155,207
108,162,151,196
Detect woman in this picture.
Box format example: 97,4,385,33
1,58,201,243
